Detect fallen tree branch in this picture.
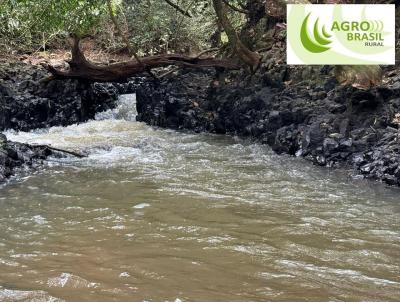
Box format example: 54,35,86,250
159,47,222,78
222,0,249,14
195,47,221,58
32,144,86,158
159,67,180,79
46,35,239,82
163,0,192,17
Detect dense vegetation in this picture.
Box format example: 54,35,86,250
0,0,398,86
0,0,243,55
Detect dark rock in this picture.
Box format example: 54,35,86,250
360,163,373,174
0,135,57,182
0,61,144,182
316,155,326,166
323,138,339,153
0,133,7,143
0,62,142,132
382,174,398,186
136,62,400,187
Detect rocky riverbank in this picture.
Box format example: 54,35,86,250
0,61,142,131
0,133,52,182
136,59,400,186
2,56,400,187
0,61,140,181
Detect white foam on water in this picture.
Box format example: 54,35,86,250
3,94,139,154
32,215,47,225
0,289,63,302
119,272,130,278
47,273,98,289
133,203,151,209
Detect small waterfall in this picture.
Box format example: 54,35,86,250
95,94,137,121
3,94,142,155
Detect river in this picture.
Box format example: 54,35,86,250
1,94,399,301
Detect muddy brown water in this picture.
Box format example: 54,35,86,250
1,95,399,302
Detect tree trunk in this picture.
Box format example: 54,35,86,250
107,0,158,80
46,35,239,82
240,0,266,47
212,0,261,71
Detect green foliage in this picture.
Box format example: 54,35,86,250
0,0,248,55
0,0,107,52
120,0,217,54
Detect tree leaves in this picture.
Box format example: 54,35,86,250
0,0,107,52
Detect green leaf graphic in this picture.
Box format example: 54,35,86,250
300,13,331,53
322,25,332,39
314,18,331,45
